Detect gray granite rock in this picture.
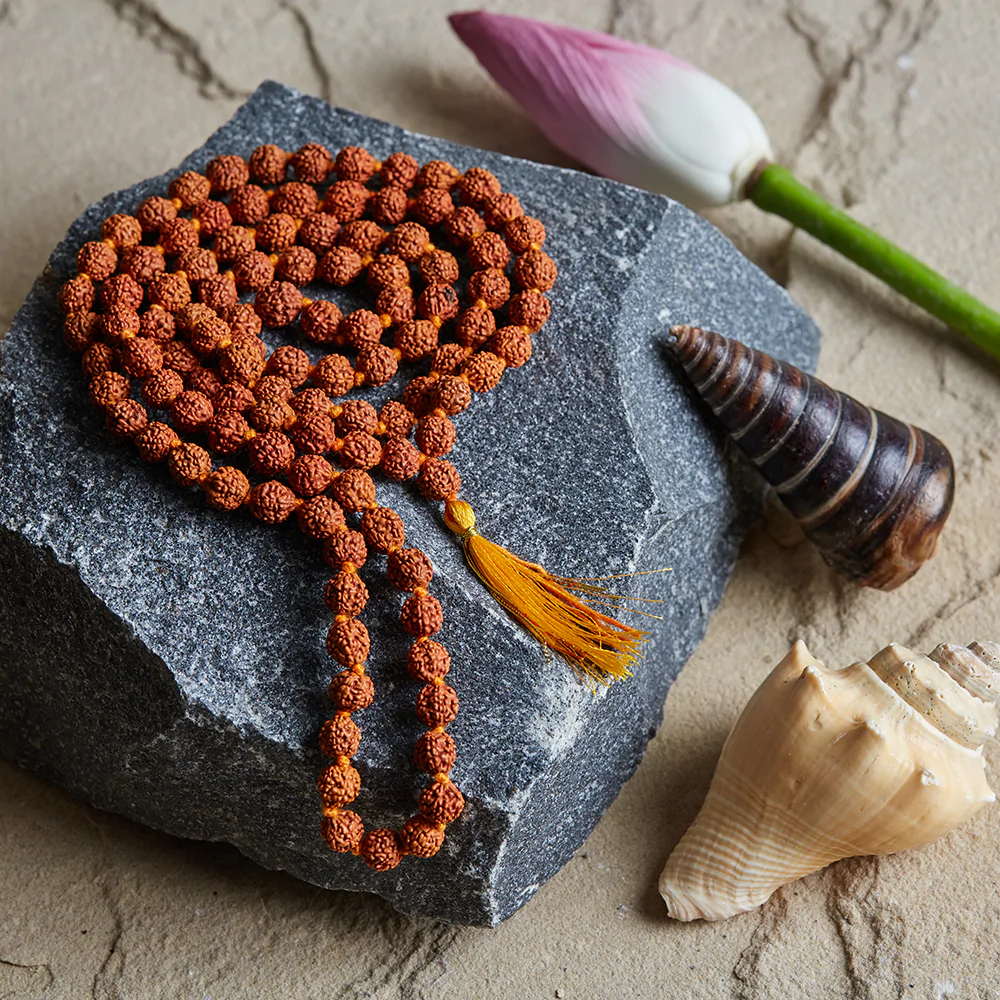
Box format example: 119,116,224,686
0,82,820,926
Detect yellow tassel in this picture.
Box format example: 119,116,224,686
443,499,649,686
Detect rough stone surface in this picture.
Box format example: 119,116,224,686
0,82,818,927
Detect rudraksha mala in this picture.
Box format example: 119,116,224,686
57,144,569,870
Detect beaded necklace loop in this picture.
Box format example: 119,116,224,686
59,142,640,871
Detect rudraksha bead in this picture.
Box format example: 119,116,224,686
419,779,464,824
431,376,471,415
193,200,233,237
161,340,199,374
276,246,317,286
76,241,117,281
341,309,385,350
418,249,459,286
401,374,437,416
139,307,176,342
64,312,99,352
248,143,288,185
311,354,355,397
318,714,362,758
380,151,419,188
203,466,251,511
213,225,256,262
376,286,415,326
416,160,460,190
291,143,333,183
400,592,444,637
483,192,523,229
461,352,505,393
249,430,295,476
407,639,450,682
412,188,454,226
455,307,496,350
176,246,218,283
120,245,166,285
339,220,387,256
387,222,430,262
379,400,415,438
361,506,405,553
515,249,558,292
490,325,532,368
254,373,293,401
387,548,434,591
505,215,546,252
468,230,510,270
298,495,346,539
318,246,363,286
290,411,338,454
508,289,551,331
190,315,232,356
225,302,263,340
254,281,302,327
219,341,265,386
372,186,408,225
272,180,319,218
291,387,331,417
394,319,438,361
356,344,398,386
335,399,378,435
328,670,374,710
323,572,369,618
106,398,148,440
229,184,271,226
206,154,249,193
326,618,371,666
119,337,163,379
332,469,376,512
360,828,403,872
418,457,461,500
187,367,225,401
206,410,250,454
82,342,116,377
323,180,369,222
213,382,256,414
266,345,310,386
233,250,275,291
413,730,457,775
149,272,192,312
432,344,471,375
317,763,362,810
459,166,501,206
416,415,455,457
415,684,459,728
248,480,298,523
169,171,210,208
367,254,409,292
135,421,181,463
171,390,214,433
168,441,212,487
400,816,445,859
298,212,341,255
101,273,144,311
142,368,184,408
136,196,177,233
57,275,95,314
379,437,422,481
101,213,142,249
444,205,485,245
335,145,379,182
101,305,141,342
288,454,334,497
300,299,343,344
417,283,459,323
321,811,364,853
467,268,510,310
158,217,199,256
256,213,299,253
250,396,295,433
324,529,368,570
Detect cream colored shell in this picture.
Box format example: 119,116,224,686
659,640,999,921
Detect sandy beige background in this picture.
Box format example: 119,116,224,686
2,0,999,997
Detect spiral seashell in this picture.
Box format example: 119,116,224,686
659,639,1000,921
670,325,955,590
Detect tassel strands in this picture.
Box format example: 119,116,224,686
444,500,648,685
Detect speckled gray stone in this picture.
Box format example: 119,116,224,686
0,82,819,926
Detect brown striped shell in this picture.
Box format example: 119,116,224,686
670,325,955,590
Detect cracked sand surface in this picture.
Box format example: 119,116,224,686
2,0,999,995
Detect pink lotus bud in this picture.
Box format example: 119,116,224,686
449,11,773,209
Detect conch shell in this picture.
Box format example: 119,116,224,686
660,639,1000,921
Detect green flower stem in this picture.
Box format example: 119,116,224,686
748,163,1000,362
